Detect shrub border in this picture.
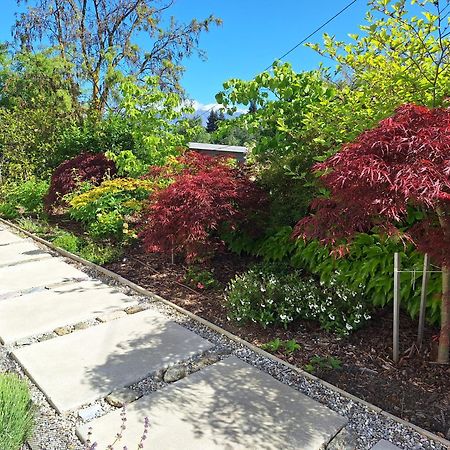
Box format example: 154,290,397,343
1,217,449,449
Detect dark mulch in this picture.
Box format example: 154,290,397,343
105,243,450,439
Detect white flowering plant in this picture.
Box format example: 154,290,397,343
225,264,371,335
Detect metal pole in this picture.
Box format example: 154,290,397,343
417,253,430,348
393,252,401,363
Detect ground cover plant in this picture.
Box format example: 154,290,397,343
0,373,34,450
226,263,370,335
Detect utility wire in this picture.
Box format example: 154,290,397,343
262,0,358,72
196,0,359,120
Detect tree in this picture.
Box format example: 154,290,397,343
309,0,450,108
0,50,79,180
139,152,266,262
14,0,221,113
293,104,450,364
248,100,257,114
206,109,219,133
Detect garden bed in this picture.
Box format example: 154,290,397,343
105,243,450,439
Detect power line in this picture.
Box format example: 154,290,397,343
262,0,359,72
196,0,359,120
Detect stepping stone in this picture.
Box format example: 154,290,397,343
371,440,402,450
0,280,139,344
0,229,25,245
13,310,213,413
0,257,89,297
0,240,51,267
77,356,347,450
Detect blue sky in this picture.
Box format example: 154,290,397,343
0,0,369,111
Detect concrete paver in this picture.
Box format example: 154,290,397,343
0,229,26,245
0,280,139,344
13,309,213,413
77,356,347,450
371,440,402,450
0,240,51,267
0,257,89,297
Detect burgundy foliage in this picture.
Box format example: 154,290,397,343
293,103,450,265
45,152,117,210
139,152,266,262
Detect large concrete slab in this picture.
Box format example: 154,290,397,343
78,356,347,450
0,280,139,344
0,229,25,245
371,440,402,450
0,240,51,267
0,257,89,297
13,310,213,413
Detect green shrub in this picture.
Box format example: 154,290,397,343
0,373,34,450
52,232,82,253
68,178,154,241
239,226,442,326
0,179,49,217
0,203,19,219
225,264,370,335
77,242,122,265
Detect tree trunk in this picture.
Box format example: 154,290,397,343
437,206,450,364
437,265,450,364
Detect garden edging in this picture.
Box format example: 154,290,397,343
1,217,449,449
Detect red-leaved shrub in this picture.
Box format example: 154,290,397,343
293,103,450,363
45,153,117,210
139,152,266,262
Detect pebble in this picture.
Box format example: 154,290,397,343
105,387,142,407
78,404,103,422
163,364,187,382
54,326,71,336
96,310,127,323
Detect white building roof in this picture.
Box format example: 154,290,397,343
188,142,248,154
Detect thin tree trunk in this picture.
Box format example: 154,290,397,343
437,265,450,364
437,206,450,364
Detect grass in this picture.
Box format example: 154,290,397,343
0,373,34,450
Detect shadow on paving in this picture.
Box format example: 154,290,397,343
82,333,345,449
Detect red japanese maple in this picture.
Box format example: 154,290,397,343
293,104,450,363
139,152,266,262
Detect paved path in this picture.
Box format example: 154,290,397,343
0,224,401,450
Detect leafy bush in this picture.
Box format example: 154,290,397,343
0,373,34,450
139,152,267,262
45,153,117,210
52,232,82,253
225,264,370,335
0,203,19,219
0,179,49,217
77,242,122,265
236,225,442,326
69,177,155,241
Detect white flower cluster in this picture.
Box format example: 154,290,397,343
225,266,371,335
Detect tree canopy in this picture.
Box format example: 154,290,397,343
14,0,221,112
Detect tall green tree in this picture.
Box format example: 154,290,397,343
206,109,219,133
14,0,221,113
309,0,450,108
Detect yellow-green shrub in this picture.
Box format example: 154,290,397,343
68,177,154,241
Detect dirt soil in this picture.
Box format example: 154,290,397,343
104,243,450,439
